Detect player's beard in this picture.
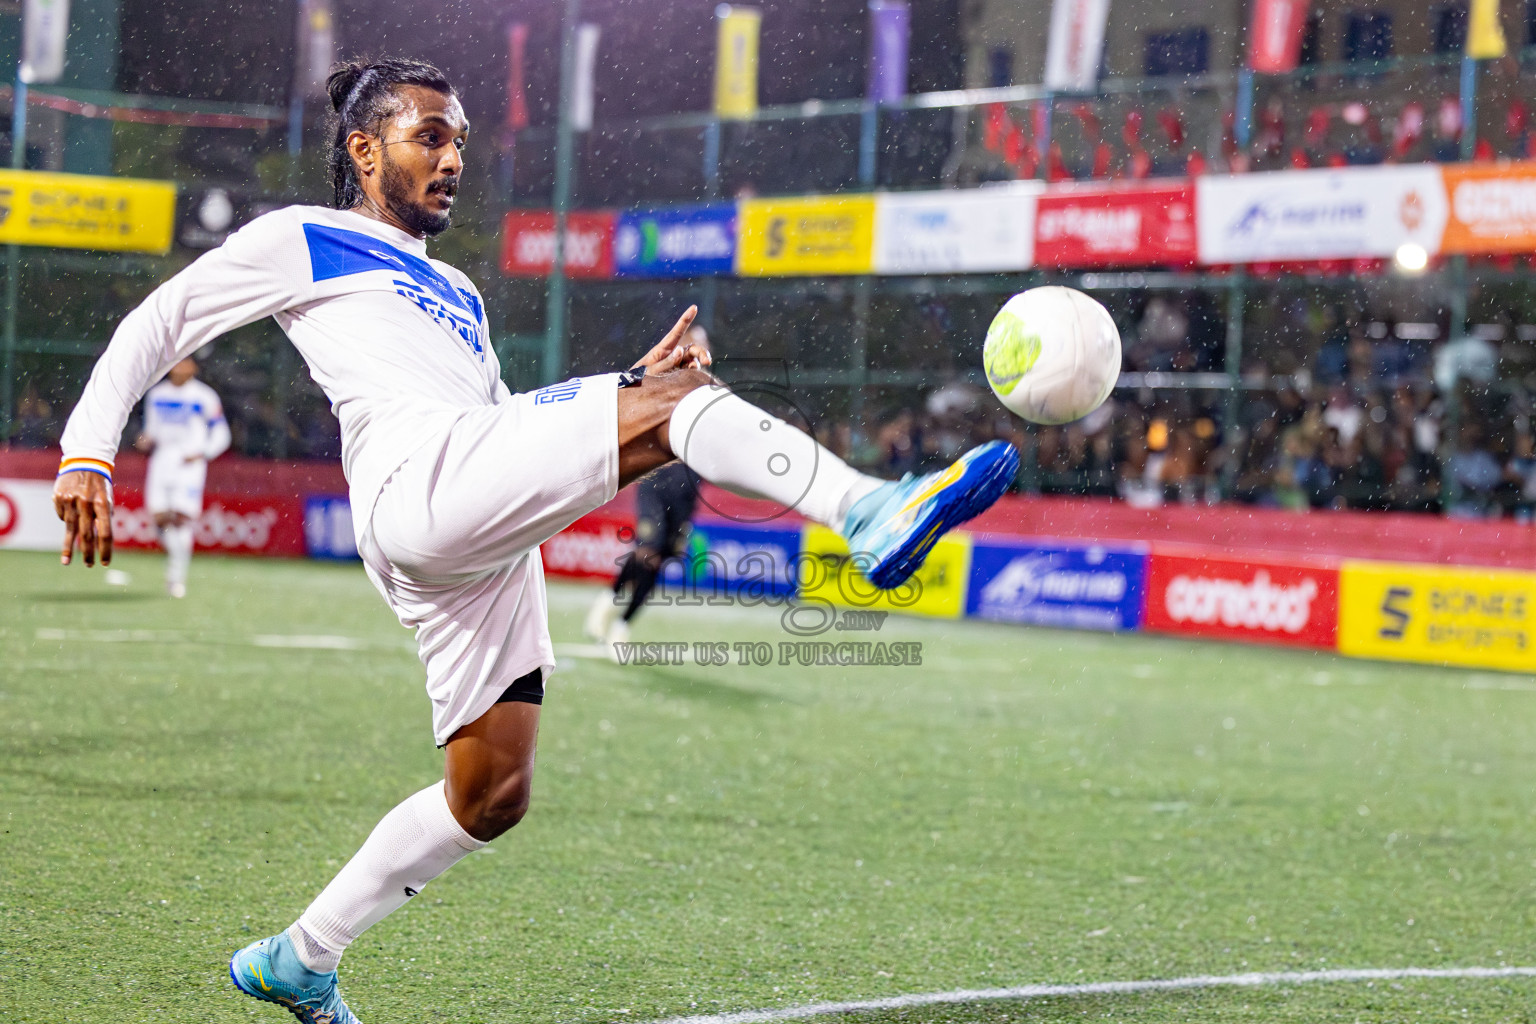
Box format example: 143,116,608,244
379,149,453,237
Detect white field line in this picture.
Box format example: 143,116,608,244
648,966,1536,1024
35,627,185,643
556,642,616,661
249,634,366,650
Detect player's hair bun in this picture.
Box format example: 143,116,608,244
326,60,369,113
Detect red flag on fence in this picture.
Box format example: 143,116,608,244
1248,0,1309,74
506,22,530,131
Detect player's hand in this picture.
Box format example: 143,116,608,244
680,324,713,370
635,306,705,373
53,470,114,567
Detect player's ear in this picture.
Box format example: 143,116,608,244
347,130,378,179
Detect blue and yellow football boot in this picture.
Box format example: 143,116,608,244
230,932,361,1024
842,440,1019,589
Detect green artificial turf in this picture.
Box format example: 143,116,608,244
2,549,1535,1022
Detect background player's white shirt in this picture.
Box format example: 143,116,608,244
142,377,230,469
61,205,508,529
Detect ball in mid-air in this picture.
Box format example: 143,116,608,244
983,286,1122,425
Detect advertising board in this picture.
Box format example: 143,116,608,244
0,169,176,253
540,511,633,581
0,477,64,551
1339,560,1536,672
613,204,736,278
111,490,307,556
1035,181,1196,268
304,495,358,560
871,187,1037,274
1440,161,1536,254
735,195,876,276
966,538,1146,630
1143,550,1339,649
500,210,616,278
659,521,801,598
1196,166,1447,263
799,524,971,619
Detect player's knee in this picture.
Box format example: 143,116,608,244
466,774,532,841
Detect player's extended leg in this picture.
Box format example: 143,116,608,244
616,369,1019,589
231,698,537,1023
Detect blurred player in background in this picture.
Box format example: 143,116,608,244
136,356,230,597
587,326,708,652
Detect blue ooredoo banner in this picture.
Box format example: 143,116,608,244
613,204,737,278
966,539,1147,631
660,520,801,598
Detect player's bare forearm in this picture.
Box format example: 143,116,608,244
53,471,115,567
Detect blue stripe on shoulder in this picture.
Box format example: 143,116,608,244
302,222,467,314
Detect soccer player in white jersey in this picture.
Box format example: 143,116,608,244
52,57,1018,1022
136,356,230,597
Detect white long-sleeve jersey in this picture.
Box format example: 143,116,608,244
60,206,508,523
142,377,231,466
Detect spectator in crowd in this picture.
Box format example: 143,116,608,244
10,383,56,447
1504,429,1536,520
1446,425,1505,516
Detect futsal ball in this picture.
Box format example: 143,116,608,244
983,286,1122,425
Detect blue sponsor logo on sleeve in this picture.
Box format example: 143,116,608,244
533,379,583,404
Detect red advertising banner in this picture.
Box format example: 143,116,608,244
539,510,632,581
1034,182,1196,268
501,210,616,278
1143,548,1339,649
111,489,307,557
1248,0,1310,74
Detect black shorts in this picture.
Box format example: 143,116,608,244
496,667,544,705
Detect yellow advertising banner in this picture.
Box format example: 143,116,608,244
714,5,761,119
735,195,877,276
0,169,175,253
1338,560,1536,672
799,524,972,620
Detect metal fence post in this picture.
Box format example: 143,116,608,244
1,78,29,442
1220,274,1246,499
699,116,722,335
851,101,880,447
543,0,581,387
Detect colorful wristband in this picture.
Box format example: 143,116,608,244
57,457,114,483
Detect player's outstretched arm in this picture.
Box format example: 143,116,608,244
54,213,303,567
54,469,113,567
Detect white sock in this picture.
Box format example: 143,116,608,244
290,780,485,972
162,524,193,585
668,384,881,528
